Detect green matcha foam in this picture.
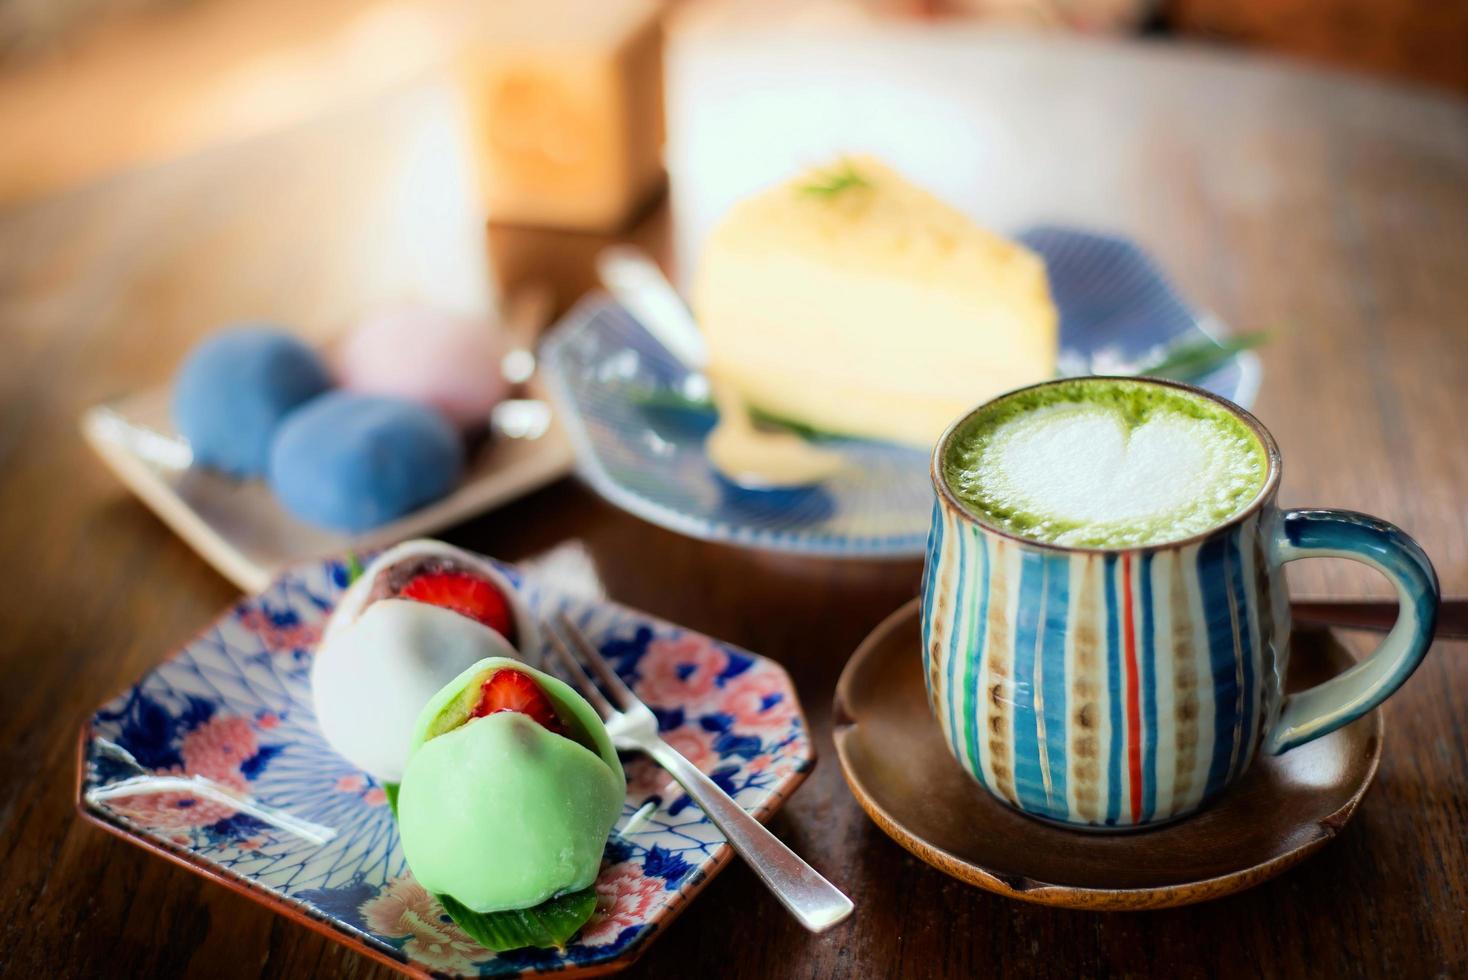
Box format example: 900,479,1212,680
942,378,1269,548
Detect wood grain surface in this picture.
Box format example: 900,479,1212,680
1,37,1466,980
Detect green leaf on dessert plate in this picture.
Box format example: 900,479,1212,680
382,780,598,951
439,888,599,953
1134,331,1268,382
628,388,713,415
627,387,846,440
629,330,1266,417
623,332,1268,449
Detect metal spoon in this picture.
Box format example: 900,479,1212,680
490,283,556,440
595,246,841,489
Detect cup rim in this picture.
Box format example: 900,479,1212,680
930,375,1283,554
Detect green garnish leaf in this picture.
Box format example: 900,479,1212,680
746,405,834,440
1135,331,1269,381
439,888,599,952
629,387,714,414
382,781,399,815
345,553,366,583
627,387,849,440
798,160,870,199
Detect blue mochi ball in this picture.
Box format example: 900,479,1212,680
268,392,464,532
171,326,332,477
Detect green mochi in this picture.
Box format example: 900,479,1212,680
397,658,625,914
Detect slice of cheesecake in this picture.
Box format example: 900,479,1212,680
691,156,1058,448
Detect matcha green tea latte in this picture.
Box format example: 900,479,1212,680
941,378,1269,548
924,376,1438,831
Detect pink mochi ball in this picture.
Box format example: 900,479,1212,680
335,307,511,429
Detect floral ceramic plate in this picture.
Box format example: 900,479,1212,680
539,226,1261,558
78,555,813,978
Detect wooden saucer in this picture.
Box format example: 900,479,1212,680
833,599,1383,911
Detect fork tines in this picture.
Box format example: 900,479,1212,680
546,614,641,718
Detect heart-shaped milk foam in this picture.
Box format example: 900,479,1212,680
975,402,1263,545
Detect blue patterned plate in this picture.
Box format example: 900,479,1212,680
79,556,814,978
539,227,1261,558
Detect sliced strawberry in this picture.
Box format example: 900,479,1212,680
473,668,564,734
397,570,518,645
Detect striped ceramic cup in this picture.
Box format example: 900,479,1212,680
921,378,1439,830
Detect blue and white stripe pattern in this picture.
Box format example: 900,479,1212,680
921,491,1439,830
921,502,1286,827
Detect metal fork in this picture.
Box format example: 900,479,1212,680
546,614,854,933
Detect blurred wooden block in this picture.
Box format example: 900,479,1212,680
459,0,666,231
0,0,668,217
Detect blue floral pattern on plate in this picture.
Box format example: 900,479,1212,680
539,226,1260,558
80,556,813,978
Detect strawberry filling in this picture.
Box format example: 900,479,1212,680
396,569,518,646
473,668,565,735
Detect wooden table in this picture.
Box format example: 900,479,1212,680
3,36,1467,979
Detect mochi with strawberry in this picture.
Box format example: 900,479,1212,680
312,540,538,783
397,659,625,916
324,539,537,657
311,600,518,783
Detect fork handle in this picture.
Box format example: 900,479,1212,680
643,738,853,933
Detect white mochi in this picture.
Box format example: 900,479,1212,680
325,538,539,660
979,404,1261,544
311,599,520,782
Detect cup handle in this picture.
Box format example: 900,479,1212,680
1265,509,1440,754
